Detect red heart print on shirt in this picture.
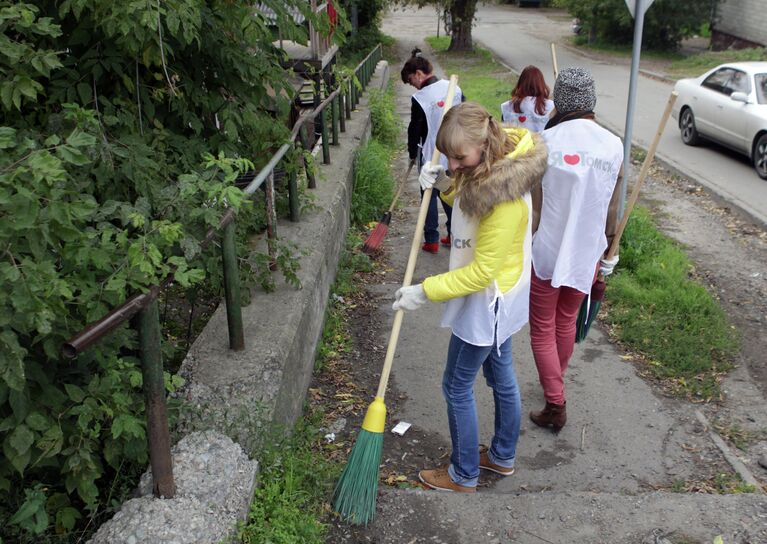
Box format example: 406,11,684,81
519,115,527,122
564,154,581,165
437,100,445,107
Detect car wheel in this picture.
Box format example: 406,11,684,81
680,108,700,146
754,133,767,180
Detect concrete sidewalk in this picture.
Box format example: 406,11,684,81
336,28,767,544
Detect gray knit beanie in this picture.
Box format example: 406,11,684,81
552,67,597,113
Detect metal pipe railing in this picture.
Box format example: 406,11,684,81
60,42,384,498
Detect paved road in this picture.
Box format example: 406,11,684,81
389,4,767,225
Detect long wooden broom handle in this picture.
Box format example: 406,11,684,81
375,74,459,400
387,160,416,214
605,90,678,260
550,43,559,79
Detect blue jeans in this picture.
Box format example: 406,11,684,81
443,333,521,487
421,188,452,243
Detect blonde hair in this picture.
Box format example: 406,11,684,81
435,102,515,188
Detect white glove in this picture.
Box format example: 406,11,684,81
392,284,428,311
418,162,450,192
599,254,619,277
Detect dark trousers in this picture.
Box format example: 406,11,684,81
421,188,452,243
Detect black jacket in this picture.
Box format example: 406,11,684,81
408,77,466,162
407,76,439,162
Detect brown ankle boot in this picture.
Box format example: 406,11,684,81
530,402,567,431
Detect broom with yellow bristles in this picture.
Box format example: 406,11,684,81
333,75,459,525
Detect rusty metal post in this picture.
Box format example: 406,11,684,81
339,92,346,132
345,81,352,120
331,94,339,145
299,125,317,189
137,299,175,499
320,106,330,164
287,154,300,222
221,219,244,350
264,172,278,270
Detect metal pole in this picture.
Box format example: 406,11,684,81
331,94,339,145
320,106,330,164
221,220,244,350
339,92,346,132
264,172,278,271
621,0,646,220
137,300,175,499
288,154,300,221
345,81,352,119
299,125,317,189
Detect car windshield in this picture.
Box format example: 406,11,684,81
756,74,767,105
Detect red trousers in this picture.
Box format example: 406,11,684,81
529,269,587,405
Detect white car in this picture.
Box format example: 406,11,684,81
671,62,767,179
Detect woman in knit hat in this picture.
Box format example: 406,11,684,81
528,67,623,431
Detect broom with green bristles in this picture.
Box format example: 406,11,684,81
333,75,459,525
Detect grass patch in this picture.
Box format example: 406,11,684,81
571,35,684,62
239,413,339,543
425,36,517,114
666,47,767,79
369,84,402,149
604,207,739,399
352,140,395,226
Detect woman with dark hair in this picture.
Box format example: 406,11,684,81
401,48,463,253
500,65,554,133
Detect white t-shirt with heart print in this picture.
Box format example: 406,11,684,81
532,119,623,293
500,96,554,133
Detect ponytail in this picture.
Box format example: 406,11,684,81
401,48,433,84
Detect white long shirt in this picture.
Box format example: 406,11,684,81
532,119,623,293
501,96,554,133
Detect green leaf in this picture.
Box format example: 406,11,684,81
0,127,17,149
56,506,81,532
76,82,92,104
25,412,49,432
66,129,96,148
9,425,34,456
64,383,86,403
36,426,63,458
56,144,90,166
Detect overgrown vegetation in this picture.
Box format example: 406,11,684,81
238,414,340,544
425,36,517,113
351,84,401,226
239,232,374,543
604,207,739,399
0,1,339,541
555,0,715,50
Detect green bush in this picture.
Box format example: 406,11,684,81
0,1,336,540
352,140,395,226
369,87,402,149
556,0,715,50
239,417,339,544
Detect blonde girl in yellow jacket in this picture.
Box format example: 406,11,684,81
393,102,548,492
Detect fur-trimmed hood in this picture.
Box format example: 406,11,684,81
457,130,548,219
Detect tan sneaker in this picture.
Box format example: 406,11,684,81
479,445,515,476
418,467,476,493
